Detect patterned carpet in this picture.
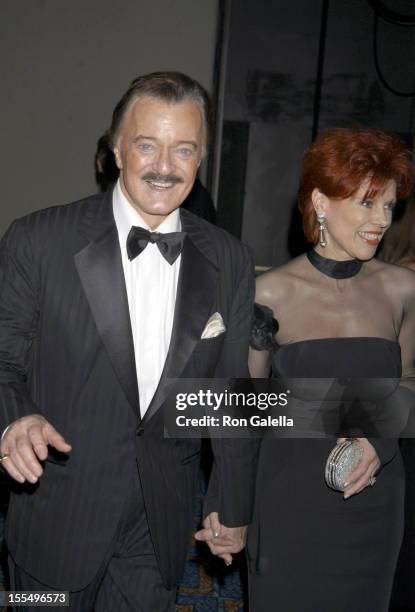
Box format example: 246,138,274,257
177,554,246,611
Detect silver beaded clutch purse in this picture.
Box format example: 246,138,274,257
325,439,363,492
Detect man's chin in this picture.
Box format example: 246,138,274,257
135,201,182,227
144,201,182,215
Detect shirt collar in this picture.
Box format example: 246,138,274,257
112,179,181,250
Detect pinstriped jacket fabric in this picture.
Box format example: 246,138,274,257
0,190,258,590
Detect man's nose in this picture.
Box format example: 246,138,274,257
153,147,175,175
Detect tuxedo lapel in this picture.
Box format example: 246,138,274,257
142,215,218,424
74,194,140,419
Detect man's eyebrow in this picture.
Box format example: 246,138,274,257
132,135,198,149
132,135,157,143
176,140,198,149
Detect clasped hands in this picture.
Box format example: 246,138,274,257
195,512,247,566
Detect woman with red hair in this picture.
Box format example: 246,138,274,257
248,128,415,611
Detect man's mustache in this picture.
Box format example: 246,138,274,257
142,172,184,185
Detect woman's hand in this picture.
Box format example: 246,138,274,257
338,437,380,499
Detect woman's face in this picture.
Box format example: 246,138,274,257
313,178,397,261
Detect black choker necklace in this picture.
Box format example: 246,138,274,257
307,249,363,279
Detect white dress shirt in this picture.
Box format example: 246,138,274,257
113,180,181,417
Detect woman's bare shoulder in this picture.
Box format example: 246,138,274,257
370,258,415,302
255,254,309,308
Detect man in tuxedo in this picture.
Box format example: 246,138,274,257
0,72,257,610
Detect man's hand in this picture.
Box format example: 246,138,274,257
0,414,71,484
195,512,247,566
340,437,380,499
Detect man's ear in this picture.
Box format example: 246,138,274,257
311,188,327,216
113,146,123,170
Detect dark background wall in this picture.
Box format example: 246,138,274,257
217,0,415,267
0,0,218,235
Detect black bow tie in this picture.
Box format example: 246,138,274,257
126,226,186,265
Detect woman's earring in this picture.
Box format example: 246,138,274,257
317,213,327,247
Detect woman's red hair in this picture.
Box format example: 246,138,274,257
298,127,415,244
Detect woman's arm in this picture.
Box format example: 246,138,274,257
249,346,272,378
344,270,415,497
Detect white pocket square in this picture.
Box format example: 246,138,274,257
201,312,226,339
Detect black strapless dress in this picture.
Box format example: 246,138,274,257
248,337,404,612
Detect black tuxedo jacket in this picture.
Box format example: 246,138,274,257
0,191,258,590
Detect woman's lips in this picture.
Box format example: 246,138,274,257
358,231,382,246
